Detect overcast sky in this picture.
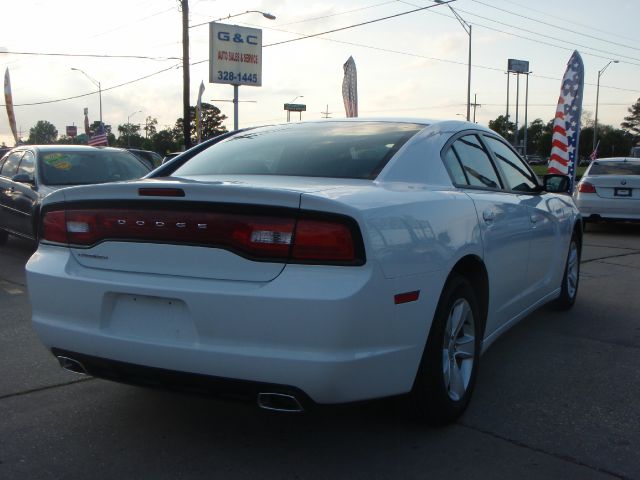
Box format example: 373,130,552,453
2,0,639,148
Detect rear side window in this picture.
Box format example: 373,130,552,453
171,122,425,180
484,136,538,192
449,135,501,189
589,162,640,175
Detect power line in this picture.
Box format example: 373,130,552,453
401,1,640,66
264,1,454,47
0,51,181,61
0,63,181,107
493,0,640,45
469,0,640,53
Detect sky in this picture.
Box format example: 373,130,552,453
2,0,640,149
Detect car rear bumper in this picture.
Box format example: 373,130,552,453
27,244,442,404
575,197,640,221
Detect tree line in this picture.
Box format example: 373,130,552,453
21,97,640,158
488,98,640,158
24,103,228,154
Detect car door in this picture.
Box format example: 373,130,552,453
442,133,532,336
482,135,563,304
0,150,24,234
11,150,40,238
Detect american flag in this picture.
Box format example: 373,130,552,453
88,123,108,147
548,50,584,192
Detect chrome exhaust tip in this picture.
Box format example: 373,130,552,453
257,392,304,413
56,356,88,375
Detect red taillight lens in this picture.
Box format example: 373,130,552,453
578,182,596,193
42,210,67,243
40,208,363,265
292,219,355,262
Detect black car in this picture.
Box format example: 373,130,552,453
0,145,150,244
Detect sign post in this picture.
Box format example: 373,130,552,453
209,22,263,130
507,58,531,154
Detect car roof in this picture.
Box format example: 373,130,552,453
591,157,640,163
17,145,128,154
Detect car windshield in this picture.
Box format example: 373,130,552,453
589,161,640,175
172,121,425,180
39,150,150,186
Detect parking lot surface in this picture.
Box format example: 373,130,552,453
1,223,639,479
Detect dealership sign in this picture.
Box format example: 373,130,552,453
209,23,262,87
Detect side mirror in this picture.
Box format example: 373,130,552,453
543,174,570,194
11,173,35,185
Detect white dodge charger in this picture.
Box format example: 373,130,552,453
26,119,582,425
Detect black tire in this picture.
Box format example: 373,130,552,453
410,273,482,426
0,229,8,245
553,232,580,310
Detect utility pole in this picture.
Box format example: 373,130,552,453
321,105,332,119
180,0,191,150
470,94,481,123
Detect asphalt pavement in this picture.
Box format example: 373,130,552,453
1,223,639,480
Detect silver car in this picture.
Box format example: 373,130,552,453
574,157,640,223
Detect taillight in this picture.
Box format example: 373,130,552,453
40,208,363,265
292,219,355,261
578,182,596,193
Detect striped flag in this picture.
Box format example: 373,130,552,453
548,50,584,192
88,123,108,146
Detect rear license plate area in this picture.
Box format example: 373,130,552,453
104,294,197,344
614,188,631,197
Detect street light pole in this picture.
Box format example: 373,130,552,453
71,67,102,128
127,110,142,148
594,60,618,153
436,1,471,121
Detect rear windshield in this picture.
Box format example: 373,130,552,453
589,161,640,175
40,150,150,186
172,122,425,180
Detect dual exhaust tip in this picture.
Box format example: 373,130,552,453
56,355,305,413
56,356,89,375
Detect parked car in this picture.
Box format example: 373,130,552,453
0,145,151,244
574,157,640,223
127,148,163,169
26,120,581,425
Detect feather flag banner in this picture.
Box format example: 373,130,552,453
548,50,584,192
342,56,358,118
4,68,19,144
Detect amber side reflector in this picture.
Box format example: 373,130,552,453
394,291,420,305
138,188,185,197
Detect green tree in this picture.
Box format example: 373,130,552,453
143,116,158,138
152,129,180,155
621,98,640,140
117,123,143,148
174,103,228,146
28,120,58,144
488,115,515,140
